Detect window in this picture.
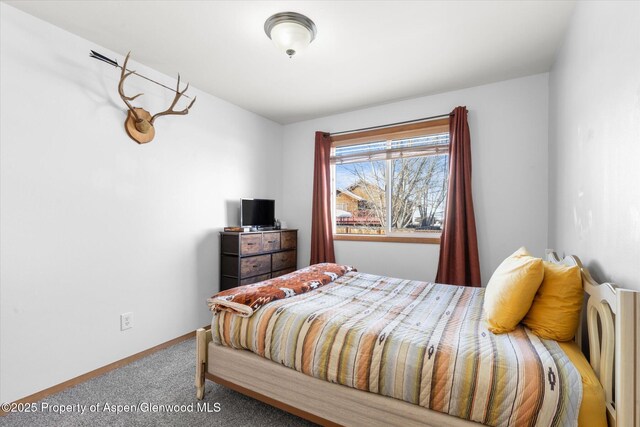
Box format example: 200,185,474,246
331,119,449,243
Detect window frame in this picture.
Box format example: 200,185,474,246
330,118,450,244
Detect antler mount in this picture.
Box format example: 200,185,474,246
125,108,155,144
117,52,196,144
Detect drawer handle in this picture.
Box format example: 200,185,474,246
267,240,275,244
246,243,256,246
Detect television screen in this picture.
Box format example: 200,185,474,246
241,199,275,228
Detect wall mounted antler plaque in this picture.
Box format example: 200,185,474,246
91,50,196,144
118,52,196,144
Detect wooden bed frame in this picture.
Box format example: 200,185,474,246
196,251,639,426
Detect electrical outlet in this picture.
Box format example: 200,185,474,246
120,312,133,331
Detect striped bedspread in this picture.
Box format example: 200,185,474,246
212,271,582,426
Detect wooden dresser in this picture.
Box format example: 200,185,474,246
219,229,297,291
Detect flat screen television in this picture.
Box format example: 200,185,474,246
241,198,275,229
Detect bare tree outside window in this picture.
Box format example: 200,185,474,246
392,155,448,232
334,134,449,237
335,161,386,235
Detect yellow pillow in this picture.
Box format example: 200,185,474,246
523,261,583,341
484,247,544,334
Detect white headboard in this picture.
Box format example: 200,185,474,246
546,250,639,427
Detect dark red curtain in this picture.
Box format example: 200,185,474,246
310,131,336,264
435,107,481,287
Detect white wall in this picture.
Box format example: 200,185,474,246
548,1,640,291
282,74,549,283
0,4,282,403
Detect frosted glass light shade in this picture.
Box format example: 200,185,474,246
264,12,317,58
270,22,312,57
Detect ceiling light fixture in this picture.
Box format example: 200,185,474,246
264,12,317,58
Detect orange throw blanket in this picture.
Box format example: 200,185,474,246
208,263,355,317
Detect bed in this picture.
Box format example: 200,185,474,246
195,251,639,426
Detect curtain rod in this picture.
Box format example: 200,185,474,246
328,113,450,137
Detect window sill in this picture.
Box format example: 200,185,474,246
333,234,441,244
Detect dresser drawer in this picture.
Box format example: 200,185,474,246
221,275,239,292
272,267,296,278
240,234,262,255
272,250,296,271
240,273,271,286
281,230,297,250
262,232,281,252
240,254,271,278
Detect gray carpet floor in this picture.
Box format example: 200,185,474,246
1,338,316,426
